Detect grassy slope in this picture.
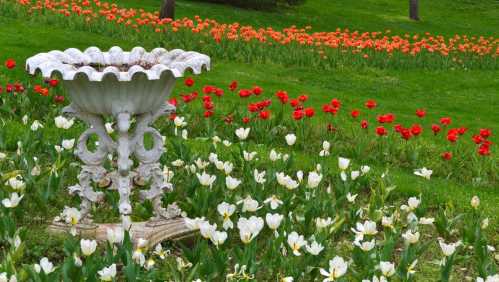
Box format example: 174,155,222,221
117,0,499,36
0,1,498,227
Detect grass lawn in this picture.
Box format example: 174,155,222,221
0,0,498,279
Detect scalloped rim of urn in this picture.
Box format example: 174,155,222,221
25,46,211,82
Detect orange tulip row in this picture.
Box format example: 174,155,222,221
17,0,499,60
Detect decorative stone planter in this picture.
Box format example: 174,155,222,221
26,46,210,244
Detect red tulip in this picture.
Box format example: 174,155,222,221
54,95,65,103
252,86,263,95
49,79,59,87
214,88,224,97
168,98,177,106
304,107,315,117
351,109,360,118
330,98,341,108
376,126,387,136
4,59,16,69
6,84,13,93
204,110,213,118
441,152,452,160
431,124,441,135
239,89,252,98
259,110,270,120
479,128,491,138
298,95,308,102
447,133,458,143
457,127,467,135
203,85,215,94
184,77,194,87
290,99,300,108
275,90,288,104
478,144,490,156
365,99,377,109
415,109,426,118
410,124,422,136
292,110,304,120
361,120,368,129
440,117,451,126
242,117,250,123
229,80,238,91
472,135,483,144
400,128,412,140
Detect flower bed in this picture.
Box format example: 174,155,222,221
3,0,497,70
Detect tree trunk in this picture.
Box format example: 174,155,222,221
409,0,419,21
160,0,175,19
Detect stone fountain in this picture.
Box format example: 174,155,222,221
26,46,210,246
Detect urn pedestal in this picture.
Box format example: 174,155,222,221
26,46,210,245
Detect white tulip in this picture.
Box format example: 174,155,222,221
471,195,480,209
235,127,250,140
61,206,81,225
265,213,283,230
338,157,350,170
153,244,170,260
439,240,460,256
225,176,241,190
323,140,331,151
382,216,394,228
0,272,16,282
237,216,264,244
316,217,334,229
196,172,216,187
351,170,360,180
360,165,371,175
98,264,117,281
402,230,420,244
0,152,6,160
106,227,124,245
54,145,63,153
223,162,233,174
296,170,303,183
287,231,307,256
217,202,236,230
171,159,185,167
184,217,207,231
62,139,75,150
30,120,43,131
181,129,188,140
269,149,281,161
307,171,322,188
253,169,266,184
209,230,228,246
22,115,29,125
39,257,54,274
80,239,97,256
199,221,217,239
355,239,376,252
346,192,358,203
239,195,259,212
243,150,257,161
264,195,283,210
320,256,348,281
285,134,296,146
319,149,330,157
379,261,395,277
1,193,23,208
195,158,209,169
7,176,25,190
414,167,432,180
223,140,232,147
173,116,187,127
340,171,347,182
419,217,434,225
208,153,219,163
306,241,324,255
54,116,74,129
352,220,378,236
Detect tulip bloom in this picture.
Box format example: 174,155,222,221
4,58,16,69
376,126,388,136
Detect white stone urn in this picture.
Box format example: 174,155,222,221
26,46,210,234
